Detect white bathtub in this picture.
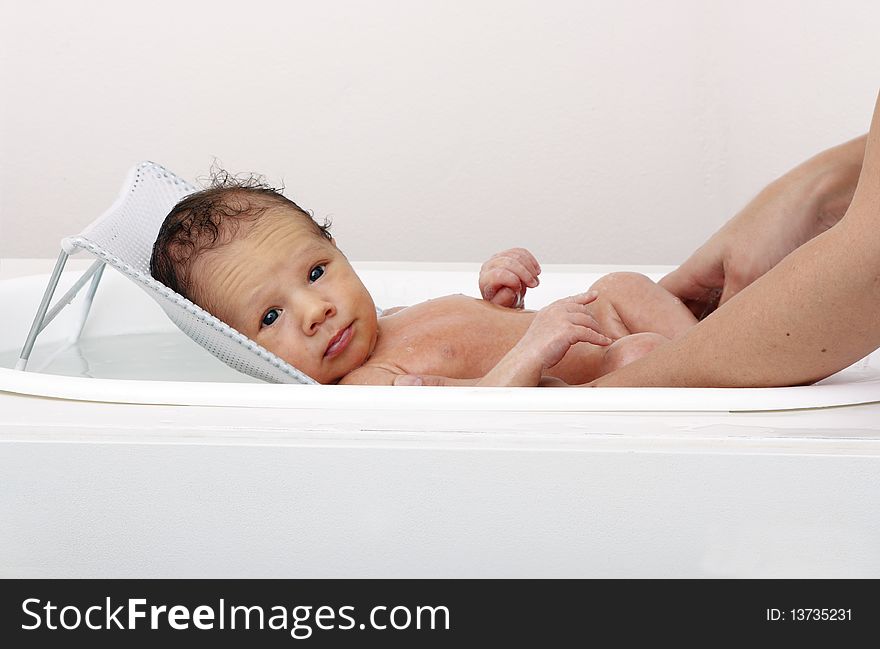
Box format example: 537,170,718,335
2,258,879,578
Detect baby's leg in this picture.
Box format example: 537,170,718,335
550,329,670,384
588,272,697,340
547,273,696,384
600,332,669,375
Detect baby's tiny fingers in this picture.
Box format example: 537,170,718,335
570,310,602,330
568,321,613,346
481,268,522,298
556,291,599,307
582,329,613,346
496,256,538,288
507,247,540,272
491,286,520,308
578,290,600,303
507,248,541,278
513,289,524,309
496,268,526,294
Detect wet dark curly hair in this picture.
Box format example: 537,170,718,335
149,170,331,301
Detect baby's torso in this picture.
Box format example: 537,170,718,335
368,295,534,379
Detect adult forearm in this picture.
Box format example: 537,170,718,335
659,132,868,319
594,95,880,388
748,134,866,242
807,135,866,228
592,217,880,387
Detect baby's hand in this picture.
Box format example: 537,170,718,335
518,292,612,370
479,248,541,308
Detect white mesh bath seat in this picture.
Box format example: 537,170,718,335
16,161,317,384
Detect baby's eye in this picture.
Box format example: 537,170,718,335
309,265,326,283
261,308,281,328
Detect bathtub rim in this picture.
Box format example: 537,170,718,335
3,365,880,413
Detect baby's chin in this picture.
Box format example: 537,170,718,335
278,322,377,383
327,356,370,384
321,366,357,385
275,351,352,384
324,347,375,384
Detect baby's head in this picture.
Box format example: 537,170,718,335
150,174,378,383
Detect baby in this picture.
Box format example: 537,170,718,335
150,178,698,386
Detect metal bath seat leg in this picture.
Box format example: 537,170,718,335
15,252,106,371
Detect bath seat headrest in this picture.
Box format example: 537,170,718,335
63,161,317,384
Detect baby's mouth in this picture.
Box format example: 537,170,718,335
324,324,353,359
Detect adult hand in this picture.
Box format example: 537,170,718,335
479,248,541,308
660,181,828,318
661,136,864,318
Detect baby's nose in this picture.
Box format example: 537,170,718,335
305,300,335,333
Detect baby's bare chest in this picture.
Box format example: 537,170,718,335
369,295,533,378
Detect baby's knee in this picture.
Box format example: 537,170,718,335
589,271,654,295
601,332,668,373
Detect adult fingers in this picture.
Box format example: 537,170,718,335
658,267,711,302
659,270,721,319
718,276,747,309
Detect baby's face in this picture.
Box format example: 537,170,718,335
191,210,378,383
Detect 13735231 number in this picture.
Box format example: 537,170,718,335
766,608,852,622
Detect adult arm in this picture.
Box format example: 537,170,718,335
592,92,880,387
661,134,866,317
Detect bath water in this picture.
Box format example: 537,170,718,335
0,332,260,382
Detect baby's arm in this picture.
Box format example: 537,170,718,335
477,292,612,387
479,248,541,309
391,274,697,388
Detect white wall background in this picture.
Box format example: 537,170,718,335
1,0,877,264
